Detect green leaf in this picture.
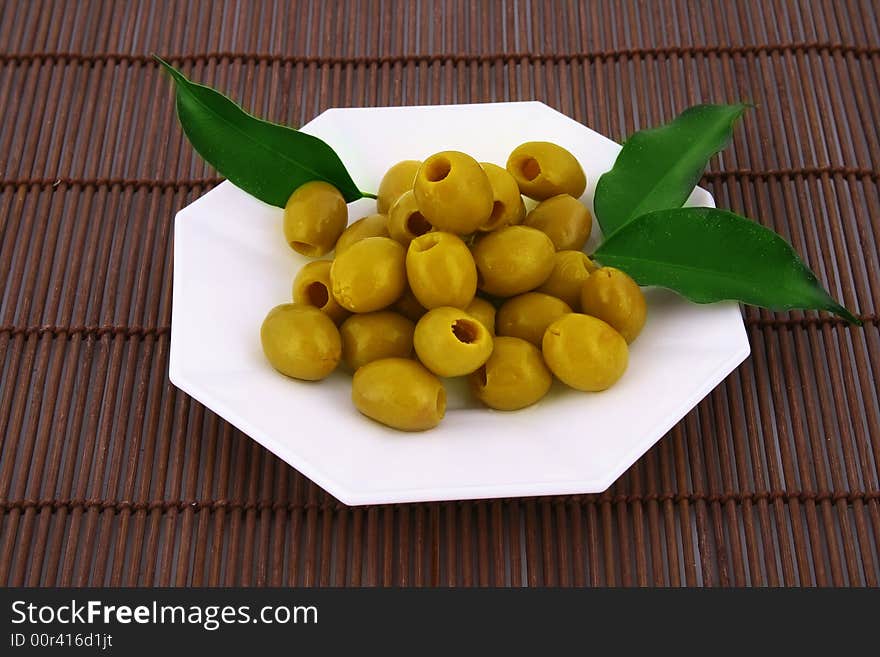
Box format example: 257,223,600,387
155,56,369,206
594,103,750,236
593,207,861,325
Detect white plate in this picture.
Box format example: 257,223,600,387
170,101,750,505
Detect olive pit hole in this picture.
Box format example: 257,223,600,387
406,211,432,237
291,240,319,256
476,365,488,388
425,157,451,182
306,281,330,308
451,319,480,344
519,157,541,181
489,200,506,223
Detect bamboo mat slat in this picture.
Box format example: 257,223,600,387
1,0,878,586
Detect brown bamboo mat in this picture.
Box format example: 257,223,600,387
1,0,878,587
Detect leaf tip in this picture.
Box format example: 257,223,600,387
152,53,171,69
153,55,187,85
727,102,755,121
841,309,863,326
827,302,862,326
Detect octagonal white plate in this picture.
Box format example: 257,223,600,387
170,101,750,505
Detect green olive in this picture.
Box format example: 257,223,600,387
478,162,526,231
506,142,586,200
339,311,415,371
377,160,421,214
392,286,427,323
352,358,446,431
580,267,647,343
470,336,552,410
335,213,389,254
524,194,592,251
388,190,434,246
536,250,597,310
260,303,341,381
413,151,494,234
413,306,494,377
292,260,350,324
465,297,496,336
283,181,348,257
496,292,572,346
406,232,477,309
330,237,406,312
472,225,555,297
542,314,628,391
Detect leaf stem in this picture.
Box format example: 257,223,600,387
361,191,378,200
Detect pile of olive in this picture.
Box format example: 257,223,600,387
261,142,647,431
